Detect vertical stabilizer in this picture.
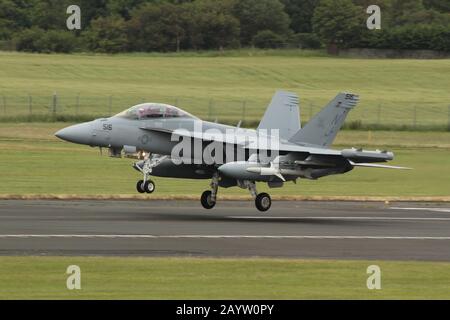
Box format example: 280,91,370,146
289,93,359,147
257,91,301,140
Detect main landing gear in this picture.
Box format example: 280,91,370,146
201,176,272,212
242,180,271,212
201,172,219,209
134,154,167,195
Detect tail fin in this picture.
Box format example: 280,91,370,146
289,93,359,147
257,91,300,140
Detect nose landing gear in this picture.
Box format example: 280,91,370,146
134,154,166,194
136,179,155,194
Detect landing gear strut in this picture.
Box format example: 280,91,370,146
134,154,167,194
201,172,219,209
240,180,272,212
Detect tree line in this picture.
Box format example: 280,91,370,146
0,0,448,53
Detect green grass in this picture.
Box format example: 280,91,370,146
1,123,449,197
0,51,449,128
0,256,449,299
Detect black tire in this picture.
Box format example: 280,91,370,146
201,190,216,209
143,180,155,194
255,193,271,212
136,180,145,193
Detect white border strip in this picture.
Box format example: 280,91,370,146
228,216,450,221
0,235,449,240
390,207,450,213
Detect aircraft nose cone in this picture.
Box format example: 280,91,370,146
55,122,92,145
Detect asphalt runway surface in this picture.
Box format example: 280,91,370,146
1,200,450,261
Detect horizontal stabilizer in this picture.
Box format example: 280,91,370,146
350,161,412,170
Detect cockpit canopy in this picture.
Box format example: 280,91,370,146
114,103,198,120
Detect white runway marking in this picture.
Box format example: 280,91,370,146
0,234,449,240
228,216,450,221
390,207,450,213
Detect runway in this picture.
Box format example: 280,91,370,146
1,200,450,261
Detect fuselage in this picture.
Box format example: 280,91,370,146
56,116,262,158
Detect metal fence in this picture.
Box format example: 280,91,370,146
1,94,449,129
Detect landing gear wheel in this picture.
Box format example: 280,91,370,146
255,193,271,212
201,190,216,209
143,180,155,194
136,180,145,194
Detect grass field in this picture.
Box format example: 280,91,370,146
0,51,449,127
1,123,449,197
1,51,449,301
0,256,449,299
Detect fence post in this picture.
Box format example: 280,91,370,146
28,95,32,116
108,95,112,116
241,100,246,124
448,105,450,131
377,104,381,127
360,104,365,126
208,99,213,121
413,105,417,129
76,94,80,115
52,92,57,116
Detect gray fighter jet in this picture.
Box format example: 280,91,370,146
55,91,408,211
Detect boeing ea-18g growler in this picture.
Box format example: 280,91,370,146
55,91,408,211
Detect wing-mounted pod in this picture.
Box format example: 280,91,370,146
341,148,393,163
342,148,411,170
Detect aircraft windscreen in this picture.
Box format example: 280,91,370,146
115,103,197,120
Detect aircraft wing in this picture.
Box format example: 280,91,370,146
141,126,339,155
140,126,250,146
141,127,394,164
